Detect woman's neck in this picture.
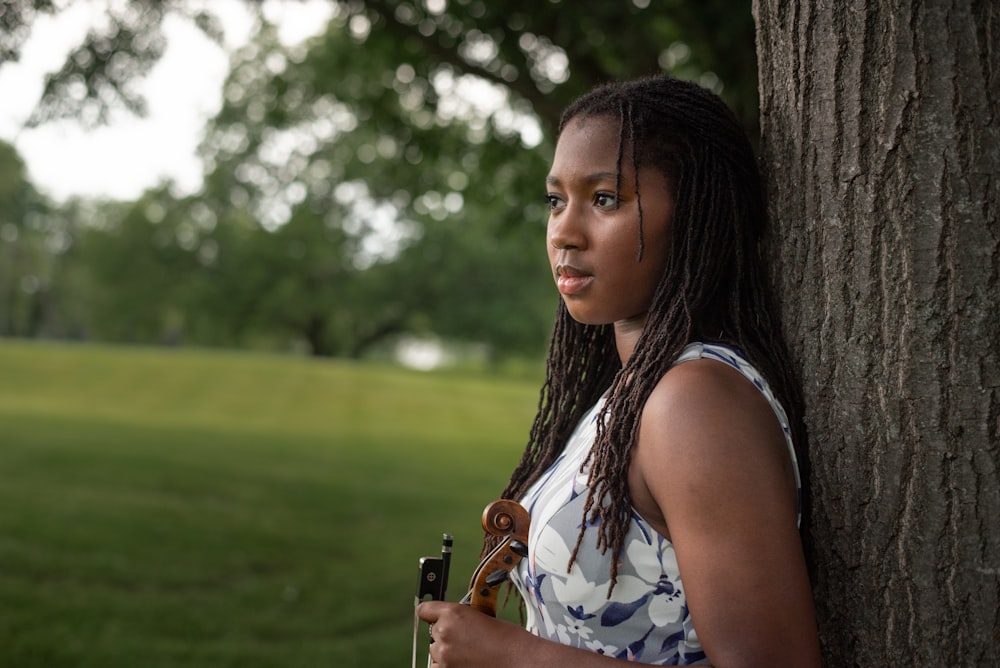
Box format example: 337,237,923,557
613,314,648,364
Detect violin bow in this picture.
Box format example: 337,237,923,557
413,533,452,668
412,500,530,667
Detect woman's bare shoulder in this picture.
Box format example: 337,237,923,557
634,355,797,526
634,356,817,665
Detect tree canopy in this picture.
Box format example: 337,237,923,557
0,0,757,358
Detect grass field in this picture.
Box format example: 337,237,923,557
0,340,542,667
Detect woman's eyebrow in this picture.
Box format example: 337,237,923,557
545,171,618,186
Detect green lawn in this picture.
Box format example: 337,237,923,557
0,340,541,667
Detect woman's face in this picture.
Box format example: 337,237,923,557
545,114,674,327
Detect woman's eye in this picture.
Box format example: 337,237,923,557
545,194,565,210
594,192,619,209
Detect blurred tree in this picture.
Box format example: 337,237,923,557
0,140,55,337
194,17,560,357
5,1,758,134
72,190,203,343
2,0,225,127
190,2,754,356
2,1,759,358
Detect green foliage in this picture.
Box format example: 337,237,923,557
0,1,759,359
10,1,758,134
0,140,59,337
72,195,195,343
10,0,227,127
0,339,540,667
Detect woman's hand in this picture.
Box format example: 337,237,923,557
417,601,531,668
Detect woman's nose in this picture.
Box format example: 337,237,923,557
547,206,585,251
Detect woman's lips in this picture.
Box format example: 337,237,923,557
557,275,594,295
555,264,594,295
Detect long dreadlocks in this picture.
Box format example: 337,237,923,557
491,74,807,592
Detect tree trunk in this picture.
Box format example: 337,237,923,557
753,1,999,665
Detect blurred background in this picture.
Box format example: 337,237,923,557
0,1,757,665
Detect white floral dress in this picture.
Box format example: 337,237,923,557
510,343,801,665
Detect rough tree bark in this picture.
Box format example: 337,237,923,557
753,0,999,665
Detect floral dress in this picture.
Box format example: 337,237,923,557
509,343,801,665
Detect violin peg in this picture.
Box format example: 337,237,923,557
485,568,509,587
509,540,528,557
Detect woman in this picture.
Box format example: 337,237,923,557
419,75,822,667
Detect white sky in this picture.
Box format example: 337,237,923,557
0,0,333,202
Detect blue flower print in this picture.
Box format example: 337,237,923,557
567,605,596,621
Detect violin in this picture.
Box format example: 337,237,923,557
458,499,530,615
412,500,529,666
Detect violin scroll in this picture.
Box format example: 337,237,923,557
482,499,529,539
461,500,530,616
